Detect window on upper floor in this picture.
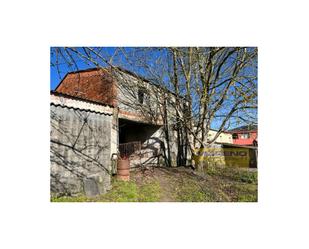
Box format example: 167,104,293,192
232,133,238,139
138,88,144,104
138,87,150,105
240,133,250,139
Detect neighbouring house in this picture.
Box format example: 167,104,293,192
207,129,233,144
227,125,258,146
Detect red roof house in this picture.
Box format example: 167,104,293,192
228,125,258,146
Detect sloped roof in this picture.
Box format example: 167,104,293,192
50,90,114,108
54,67,117,106
50,91,114,115
228,124,258,132
54,66,181,101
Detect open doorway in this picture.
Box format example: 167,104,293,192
119,119,160,144
118,118,163,166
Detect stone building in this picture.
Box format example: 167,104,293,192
50,91,115,196
50,67,177,197
50,67,234,197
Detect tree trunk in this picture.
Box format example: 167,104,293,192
163,97,172,167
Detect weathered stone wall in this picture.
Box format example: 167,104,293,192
114,70,163,125
114,69,180,167
138,127,164,166
50,104,113,197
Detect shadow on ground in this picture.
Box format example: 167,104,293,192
51,166,257,202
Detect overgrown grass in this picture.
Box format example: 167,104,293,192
51,179,161,202
205,166,258,202
206,166,258,184
173,178,217,202
233,183,258,202
50,195,93,202
174,179,205,202
51,167,258,202
138,181,161,202
99,180,138,202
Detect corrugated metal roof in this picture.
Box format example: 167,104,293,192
50,91,114,115
228,125,258,132
50,91,114,108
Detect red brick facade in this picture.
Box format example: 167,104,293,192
55,68,118,107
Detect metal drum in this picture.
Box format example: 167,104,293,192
117,159,130,181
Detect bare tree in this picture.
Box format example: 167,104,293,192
51,47,257,171
167,47,257,170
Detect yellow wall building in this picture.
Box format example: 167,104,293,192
207,130,233,144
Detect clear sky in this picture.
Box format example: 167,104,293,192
50,47,169,90
50,47,117,90
50,47,257,130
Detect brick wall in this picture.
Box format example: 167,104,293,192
56,68,118,107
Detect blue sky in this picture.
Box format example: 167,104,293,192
50,47,171,90
50,47,116,90
50,47,257,129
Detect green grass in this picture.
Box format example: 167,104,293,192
206,166,258,202
138,181,161,201
174,180,205,202
99,180,139,202
51,167,257,202
51,179,161,202
206,166,258,184
238,194,257,202
50,195,93,202
173,178,216,202
233,183,258,202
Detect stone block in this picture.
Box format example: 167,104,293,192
83,178,99,197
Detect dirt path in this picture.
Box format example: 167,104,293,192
131,166,211,201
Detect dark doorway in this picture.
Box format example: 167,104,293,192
119,118,161,144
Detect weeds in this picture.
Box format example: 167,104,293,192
99,180,139,202
206,166,257,184
174,179,207,202
138,181,161,201
50,195,94,202
51,179,161,202
51,167,258,202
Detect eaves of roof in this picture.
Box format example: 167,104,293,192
50,90,114,108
